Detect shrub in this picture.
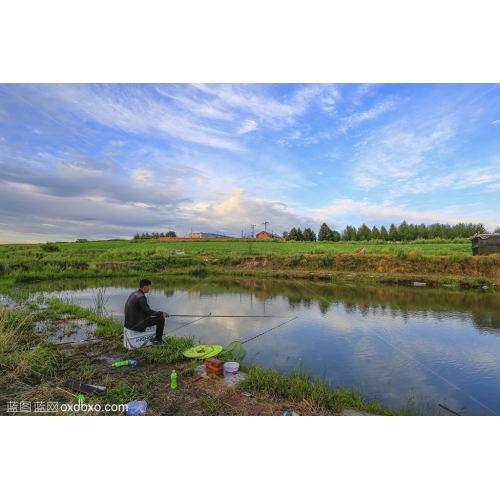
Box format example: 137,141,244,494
41,242,60,252
323,254,335,266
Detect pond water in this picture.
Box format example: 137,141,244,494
6,276,500,416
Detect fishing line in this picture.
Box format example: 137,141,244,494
241,316,298,345
287,275,499,415
163,312,212,335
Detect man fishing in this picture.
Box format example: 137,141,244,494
124,279,169,345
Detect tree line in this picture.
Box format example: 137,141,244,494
283,221,496,242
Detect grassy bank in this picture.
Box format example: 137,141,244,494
1,238,499,288
1,304,420,416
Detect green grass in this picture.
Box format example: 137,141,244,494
138,336,195,364
237,364,418,415
0,237,484,284
103,374,161,406
0,309,67,387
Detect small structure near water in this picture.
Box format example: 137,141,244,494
470,233,500,255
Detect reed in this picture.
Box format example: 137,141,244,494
91,287,110,317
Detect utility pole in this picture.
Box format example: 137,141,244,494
250,224,256,238
263,221,269,233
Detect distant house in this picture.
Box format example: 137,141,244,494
255,231,285,241
470,233,500,255
256,231,272,239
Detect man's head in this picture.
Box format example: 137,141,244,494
139,278,152,291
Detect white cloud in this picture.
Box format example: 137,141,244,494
237,119,258,134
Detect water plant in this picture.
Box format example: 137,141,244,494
91,287,110,317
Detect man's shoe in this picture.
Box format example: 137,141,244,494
151,339,164,345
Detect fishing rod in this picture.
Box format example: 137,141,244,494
163,312,212,336
241,316,298,345
168,314,285,318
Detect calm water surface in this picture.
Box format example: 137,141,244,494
10,276,500,416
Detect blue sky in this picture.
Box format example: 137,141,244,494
1,83,499,243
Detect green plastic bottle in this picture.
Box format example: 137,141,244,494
112,360,137,367
170,370,177,389
112,360,129,367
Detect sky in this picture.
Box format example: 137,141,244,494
1,3,499,244
1,82,499,243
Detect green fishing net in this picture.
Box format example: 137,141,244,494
219,341,247,362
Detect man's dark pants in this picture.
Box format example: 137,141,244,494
141,316,165,342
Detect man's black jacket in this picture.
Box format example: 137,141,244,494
124,289,163,332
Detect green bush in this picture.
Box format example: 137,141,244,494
323,253,335,266
41,242,60,252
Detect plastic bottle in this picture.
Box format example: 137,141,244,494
112,360,137,367
112,360,128,367
170,370,177,389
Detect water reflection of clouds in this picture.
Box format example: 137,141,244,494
28,281,500,415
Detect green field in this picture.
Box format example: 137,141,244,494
0,236,474,260
1,237,498,285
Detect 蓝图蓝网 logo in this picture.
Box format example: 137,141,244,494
6,400,127,414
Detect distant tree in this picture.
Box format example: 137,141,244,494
165,231,177,237
318,223,333,241
407,223,417,241
475,223,487,234
416,223,428,239
342,225,357,241
282,231,289,239
428,223,442,239
371,226,380,240
357,223,371,241
380,226,389,241
388,224,398,241
398,220,409,241
303,228,317,241
287,227,299,241
444,224,452,238
296,228,304,241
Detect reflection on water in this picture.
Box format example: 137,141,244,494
9,276,500,416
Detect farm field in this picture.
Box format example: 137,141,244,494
0,238,499,288
0,237,475,261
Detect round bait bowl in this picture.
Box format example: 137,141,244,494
224,362,239,374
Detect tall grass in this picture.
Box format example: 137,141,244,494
0,309,66,387
91,287,110,317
